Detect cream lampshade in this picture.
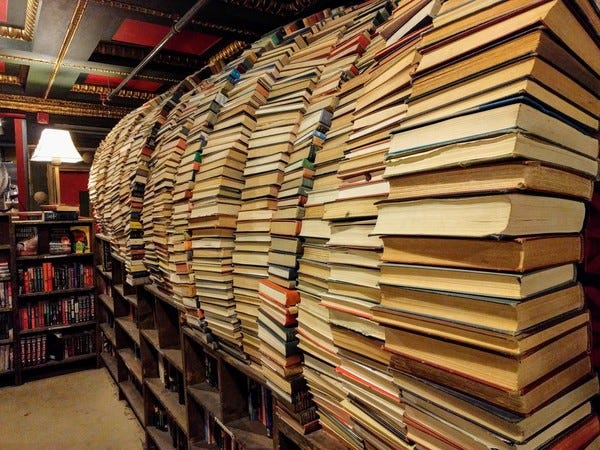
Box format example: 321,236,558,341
31,129,82,164
31,128,82,205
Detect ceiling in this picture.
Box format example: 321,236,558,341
0,0,355,148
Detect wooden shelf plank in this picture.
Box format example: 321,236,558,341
115,317,140,345
162,348,183,373
100,351,118,381
99,323,116,345
98,293,114,313
17,252,93,262
119,380,144,426
17,286,94,298
141,328,160,350
146,377,188,434
145,283,185,312
19,320,96,335
96,265,112,280
187,383,222,421
117,348,142,384
20,352,96,372
113,284,138,306
146,426,174,450
227,417,272,450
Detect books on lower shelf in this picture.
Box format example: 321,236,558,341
17,262,94,294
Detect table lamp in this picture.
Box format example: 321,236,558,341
31,128,82,205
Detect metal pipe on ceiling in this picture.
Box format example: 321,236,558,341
104,0,210,103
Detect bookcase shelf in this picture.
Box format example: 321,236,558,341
7,217,98,384
17,286,94,298
16,252,93,262
120,378,145,424
18,320,96,335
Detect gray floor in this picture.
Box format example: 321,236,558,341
0,368,145,450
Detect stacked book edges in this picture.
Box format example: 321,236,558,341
88,0,600,447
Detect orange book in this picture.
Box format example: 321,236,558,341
258,279,300,306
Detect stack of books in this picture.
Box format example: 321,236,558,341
188,44,280,355
258,9,371,433
232,34,316,362
166,72,227,312
372,1,600,448
143,101,192,293
320,9,433,449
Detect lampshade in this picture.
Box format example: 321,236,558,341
31,129,82,164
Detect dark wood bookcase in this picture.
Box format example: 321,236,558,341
0,213,16,385
10,216,97,384
93,237,349,450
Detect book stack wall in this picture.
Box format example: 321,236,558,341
188,44,282,356
257,7,375,435
143,96,191,291
90,112,139,243
115,102,164,281
231,34,316,363
294,4,386,444
167,69,231,314
317,8,433,450
140,91,191,286
371,1,600,448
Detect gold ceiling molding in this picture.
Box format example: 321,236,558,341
72,83,155,101
44,0,89,99
220,0,319,16
0,75,21,85
94,42,205,68
0,93,129,119
0,54,179,84
0,0,39,41
209,41,246,65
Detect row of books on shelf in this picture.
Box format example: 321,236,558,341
159,355,185,405
248,378,274,437
17,262,94,294
0,343,13,372
0,280,12,308
20,331,96,367
0,257,9,278
15,225,91,256
19,294,96,330
151,403,188,450
0,314,13,340
20,334,46,367
51,331,95,360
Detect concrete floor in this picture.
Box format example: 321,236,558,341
0,368,145,450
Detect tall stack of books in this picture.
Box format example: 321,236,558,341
319,10,432,449
143,100,191,292
258,9,372,434
232,34,317,362
166,71,228,311
372,1,600,448
296,68,363,449
188,45,280,356
102,96,164,285
91,111,139,250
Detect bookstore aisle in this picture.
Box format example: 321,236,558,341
0,368,145,450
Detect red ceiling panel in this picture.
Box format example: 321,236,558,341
112,19,221,56
84,74,162,92
0,0,7,23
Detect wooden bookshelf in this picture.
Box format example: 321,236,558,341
0,213,16,384
11,217,97,384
